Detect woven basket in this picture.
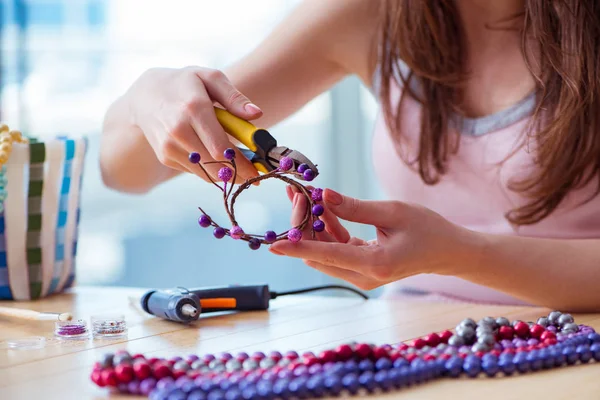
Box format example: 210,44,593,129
0,136,88,300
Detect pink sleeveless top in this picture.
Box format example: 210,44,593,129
372,70,600,305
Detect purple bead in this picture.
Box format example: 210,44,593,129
236,352,249,360
264,230,277,243
269,351,282,360
279,156,294,171
139,378,157,395
218,167,233,183
230,226,244,240
156,377,175,390
198,215,211,228
224,148,236,160
287,228,302,243
312,204,324,216
117,383,129,393
252,351,266,360
203,354,216,362
248,238,261,250
303,169,315,181
176,377,193,388
213,227,226,239
127,381,140,395
297,163,309,173
308,364,323,374
547,326,557,333
189,152,201,164
527,339,539,346
311,188,323,202
187,355,200,362
500,340,513,349
313,220,325,232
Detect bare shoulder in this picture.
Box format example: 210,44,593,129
294,0,382,84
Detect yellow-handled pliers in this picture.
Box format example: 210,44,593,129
214,107,319,180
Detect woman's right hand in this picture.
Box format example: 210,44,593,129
127,66,263,183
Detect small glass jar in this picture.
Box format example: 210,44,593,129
7,336,46,350
91,314,128,339
54,319,90,340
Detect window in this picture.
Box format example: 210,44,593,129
1,0,380,294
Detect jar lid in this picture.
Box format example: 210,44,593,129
7,336,46,350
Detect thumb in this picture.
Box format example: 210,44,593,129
197,68,263,120
323,189,396,227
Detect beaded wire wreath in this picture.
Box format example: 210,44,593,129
188,148,324,250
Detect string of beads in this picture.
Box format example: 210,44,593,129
90,311,600,399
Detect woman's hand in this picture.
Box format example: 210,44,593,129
270,188,483,291
127,67,263,183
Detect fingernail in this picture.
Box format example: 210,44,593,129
244,103,262,114
324,189,343,206
269,248,283,255
293,193,300,207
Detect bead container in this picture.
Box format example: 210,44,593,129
90,311,600,400
55,319,89,339
91,314,128,339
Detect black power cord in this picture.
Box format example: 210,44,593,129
270,284,369,300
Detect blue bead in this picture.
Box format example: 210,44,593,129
288,378,309,399
341,373,360,394
375,358,393,371
587,333,600,344
219,380,236,391
386,368,404,388
481,353,498,363
526,351,543,371
200,381,218,392
463,362,481,378
538,349,554,369
241,387,258,400
358,371,376,392
306,376,326,397
444,358,463,378
255,381,273,399
323,376,342,396
374,370,393,391
498,358,516,375
397,366,414,386
344,360,359,374
482,360,499,377
188,390,207,400
358,359,374,372
167,389,187,400
207,390,225,400
325,363,345,377
149,388,170,400
393,359,409,369
464,355,480,366
577,345,593,363
563,346,578,365
549,348,566,367
590,343,600,361
224,389,242,400
514,354,530,374
272,379,290,398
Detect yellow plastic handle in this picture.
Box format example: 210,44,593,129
213,107,258,152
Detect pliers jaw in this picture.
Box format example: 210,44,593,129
238,129,319,181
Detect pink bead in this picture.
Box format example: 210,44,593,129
439,330,453,344
425,333,441,347
318,350,337,363
498,326,514,340
230,226,244,240
530,324,545,339
287,228,302,243
413,338,427,349
335,344,354,361
513,321,530,338
133,362,151,380
354,343,372,359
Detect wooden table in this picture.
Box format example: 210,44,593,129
1,287,600,400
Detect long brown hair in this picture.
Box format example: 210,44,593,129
378,0,600,225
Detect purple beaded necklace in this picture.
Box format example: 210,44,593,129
91,311,600,399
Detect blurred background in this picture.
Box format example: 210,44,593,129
0,0,383,294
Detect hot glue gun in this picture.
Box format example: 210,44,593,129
140,284,369,324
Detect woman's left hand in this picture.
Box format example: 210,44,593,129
269,187,482,290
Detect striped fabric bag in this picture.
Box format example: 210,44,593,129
0,136,87,300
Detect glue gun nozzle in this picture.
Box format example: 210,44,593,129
181,304,199,317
